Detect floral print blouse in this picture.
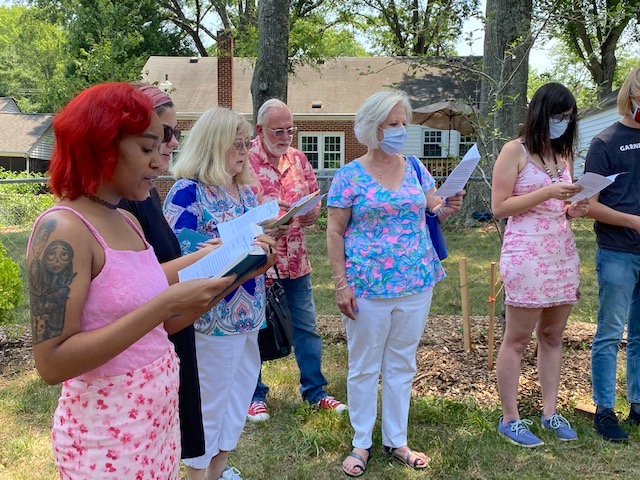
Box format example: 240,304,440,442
327,156,445,299
248,137,318,280
163,179,266,336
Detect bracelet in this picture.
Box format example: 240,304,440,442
331,273,346,281
335,284,351,291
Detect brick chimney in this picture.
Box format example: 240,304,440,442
217,29,234,109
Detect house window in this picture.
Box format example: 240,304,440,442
423,131,442,158
459,135,475,157
300,133,344,172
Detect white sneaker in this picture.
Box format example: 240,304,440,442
219,466,243,480
247,400,270,422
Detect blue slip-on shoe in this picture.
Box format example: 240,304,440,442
541,413,578,441
498,417,544,448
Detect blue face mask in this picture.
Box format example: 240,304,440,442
379,126,406,155
549,119,569,139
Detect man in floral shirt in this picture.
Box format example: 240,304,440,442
247,98,347,422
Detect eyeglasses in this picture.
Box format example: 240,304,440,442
233,140,252,152
550,113,577,123
264,126,298,137
163,125,181,143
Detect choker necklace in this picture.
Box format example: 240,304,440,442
541,156,563,183
86,193,119,210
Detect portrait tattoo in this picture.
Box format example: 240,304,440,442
28,219,77,344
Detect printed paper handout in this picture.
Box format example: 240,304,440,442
433,144,481,198
178,223,266,281
217,200,279,243
261,190,322,229
566,172,625,202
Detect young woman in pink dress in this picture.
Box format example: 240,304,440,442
492,83,590,447
26,83,275,479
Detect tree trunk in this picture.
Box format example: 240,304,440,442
480,0,532,164
251,0,290,125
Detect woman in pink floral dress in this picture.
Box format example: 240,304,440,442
26,83,274,479
492,83,590,447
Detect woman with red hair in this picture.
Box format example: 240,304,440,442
26,82,275,479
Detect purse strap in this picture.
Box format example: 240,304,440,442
407,155,423,186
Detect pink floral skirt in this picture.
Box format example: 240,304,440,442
52,348,180,479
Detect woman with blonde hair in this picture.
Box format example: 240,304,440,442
164,107,269,480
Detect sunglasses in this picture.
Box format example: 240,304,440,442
233,140,252,152
163,125,181,143
550,113,577,123
264,126,298,137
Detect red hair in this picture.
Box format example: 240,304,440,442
48,82,154,199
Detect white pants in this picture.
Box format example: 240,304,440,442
344,289,433,449
183,330,261,470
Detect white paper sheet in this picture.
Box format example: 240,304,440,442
433,144,481,198
294,193,326,217
567,172,624,202
178,223,263,281
217,200,278,243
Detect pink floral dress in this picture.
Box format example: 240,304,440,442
29,207,180,479
500,145,580,308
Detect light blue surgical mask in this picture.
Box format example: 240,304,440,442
378,126,406,154
549,118,569,139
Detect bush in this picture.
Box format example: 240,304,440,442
0,244,23,323
0,168,54,228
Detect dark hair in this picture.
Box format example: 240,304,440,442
48,83,153,199
520,83,577,159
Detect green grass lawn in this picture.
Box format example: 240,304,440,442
2,217,631,479
1,341,639,479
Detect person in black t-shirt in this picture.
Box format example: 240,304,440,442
118,85,205,459
585,64,640,442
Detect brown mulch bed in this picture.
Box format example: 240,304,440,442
318,314,602,410
1,316,603,411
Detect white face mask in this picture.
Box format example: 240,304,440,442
549,118,570,139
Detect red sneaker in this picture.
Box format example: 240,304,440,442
247,400,270,422
316,396,348,414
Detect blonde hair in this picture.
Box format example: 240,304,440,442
617,64,640,116
171,107,253,185
354,90,413,149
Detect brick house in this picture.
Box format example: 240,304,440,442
142,41,480,195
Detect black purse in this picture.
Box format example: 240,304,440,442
259,266,294,361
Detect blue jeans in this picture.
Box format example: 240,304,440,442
253,274,328,404
591,248,640,408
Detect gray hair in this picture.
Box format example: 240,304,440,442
354,90,413,149
257,98,290,125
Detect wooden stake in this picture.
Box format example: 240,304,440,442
459,257,471,351
488,262,496,370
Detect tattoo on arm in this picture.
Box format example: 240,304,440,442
28,231,77,344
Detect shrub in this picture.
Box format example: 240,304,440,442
0,244,23,323
0,168,54,228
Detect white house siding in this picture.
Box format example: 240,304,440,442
575,108,621,176
401,125,460,158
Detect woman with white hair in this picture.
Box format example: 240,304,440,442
163,107,275,480
326,89,464,476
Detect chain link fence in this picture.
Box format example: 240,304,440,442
1,176,599,326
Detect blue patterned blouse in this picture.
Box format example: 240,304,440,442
163,178,266,336
327,156,445,299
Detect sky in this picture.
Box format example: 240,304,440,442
454,5,555,73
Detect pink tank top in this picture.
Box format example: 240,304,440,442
28,206,171,379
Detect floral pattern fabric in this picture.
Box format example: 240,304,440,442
53,349,180,480
327,156,445,299
248,137,318,279
163,179,266,336
500,146,580,308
